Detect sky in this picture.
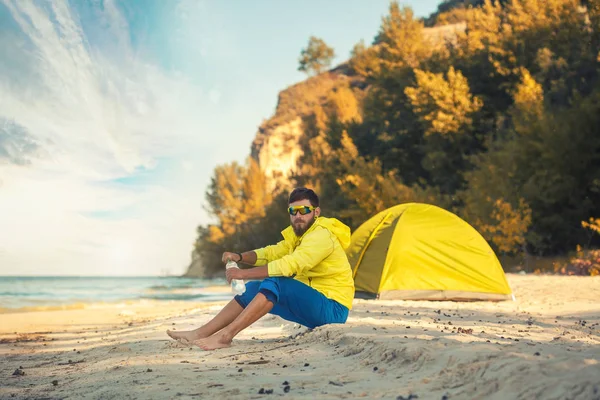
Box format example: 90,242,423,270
0,0,441,276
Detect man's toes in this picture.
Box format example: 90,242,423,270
167,331,190,344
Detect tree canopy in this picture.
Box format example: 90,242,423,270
191,0,600,277
298,36,335,75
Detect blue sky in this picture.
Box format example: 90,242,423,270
0,0,440,276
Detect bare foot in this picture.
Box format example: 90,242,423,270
166,329,207,344
192,332,232,350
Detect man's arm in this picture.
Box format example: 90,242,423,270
222,251,258,265
238,251,257,265
223,239,290,266
242,265,269,280
222,251,269,281
226,265,269,282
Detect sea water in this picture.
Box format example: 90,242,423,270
0,276,232,313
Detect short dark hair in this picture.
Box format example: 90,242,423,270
288,187,319,207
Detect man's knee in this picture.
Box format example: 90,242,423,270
234,280,261,308
258,277,290,304
258,288,277,304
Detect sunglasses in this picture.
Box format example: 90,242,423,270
288,205,316,216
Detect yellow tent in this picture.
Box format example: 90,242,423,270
346,203,513,301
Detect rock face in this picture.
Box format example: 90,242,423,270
183,251,205,278
250,64,363,192
251,116,304,192
250,24,465,193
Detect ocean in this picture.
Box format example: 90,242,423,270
0,276,234,313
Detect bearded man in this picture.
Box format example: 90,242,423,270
167,187,355,350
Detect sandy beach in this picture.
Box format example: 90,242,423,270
1,274,599,400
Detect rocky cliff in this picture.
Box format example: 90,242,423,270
250,63,365,192
184,23,466,278
250,23,465,193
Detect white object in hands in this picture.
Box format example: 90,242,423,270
226,260,246,294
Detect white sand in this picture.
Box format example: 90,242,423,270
1,274,599,399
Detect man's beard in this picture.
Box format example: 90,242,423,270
292,217,316,237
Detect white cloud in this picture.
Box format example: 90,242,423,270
0,0,217,276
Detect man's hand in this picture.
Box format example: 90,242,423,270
222,252,241,263
225,266,245,283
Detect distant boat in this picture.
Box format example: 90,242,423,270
160,268,173,277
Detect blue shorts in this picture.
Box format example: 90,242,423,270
234,277,349,329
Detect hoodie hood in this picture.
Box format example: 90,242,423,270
282,217,352,249
314,217,351,249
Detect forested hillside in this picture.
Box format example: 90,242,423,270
186,0,600,278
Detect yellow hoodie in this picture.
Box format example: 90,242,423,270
251,217,355,310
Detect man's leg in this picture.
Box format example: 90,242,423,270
166,300,244,343
263,277,349,329
191,277,349,350
166,281,261,343
193,292,273,350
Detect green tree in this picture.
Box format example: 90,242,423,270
461,70,600,254
242,158,272,216
334,131,414,226
402,66,483,193
405,66,482,137
194,157,278,276
477,198,532,254
348,1,438,186
332,131,448,227
348,40,381,78
374,2,433,70
326,84,363,124
204,162,246,238
298,36,335,75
